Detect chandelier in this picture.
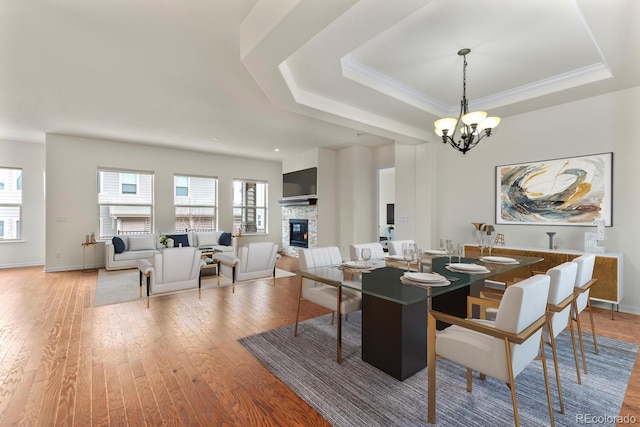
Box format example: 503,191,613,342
434,48,501,154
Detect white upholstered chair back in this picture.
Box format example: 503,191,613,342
349,242,385,261
573,254,596,312
299,246,342,292
296,246,361,317
543,262,578,343
387,240,416,256
237,242,279,275
493,274,551,380
150,247,202,293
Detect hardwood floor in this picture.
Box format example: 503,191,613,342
0,256,638,425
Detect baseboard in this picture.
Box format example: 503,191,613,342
0,261,44,269
592,300,640,316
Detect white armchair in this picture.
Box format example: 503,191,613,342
349,242,385,261
136,247,205,307
214,242,280,293
295,246,361,337
571,254,599,374
434,274,554,426
387,240,416,256
542,261,580,415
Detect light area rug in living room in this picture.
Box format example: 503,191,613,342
239,311,637,427
95,268,295,307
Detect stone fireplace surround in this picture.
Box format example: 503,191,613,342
281,205,317,257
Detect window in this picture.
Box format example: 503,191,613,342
121,173,138,195
174,175,217,231
233,179,267,234
0,167,22,240
98,169,154,239
175,176,189,197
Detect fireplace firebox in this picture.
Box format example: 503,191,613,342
289,219,309,248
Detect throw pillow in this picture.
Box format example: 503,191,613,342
128,235,156,251
195,231,219,247
168,233,190,247
112,236,126,254
219,232,232,246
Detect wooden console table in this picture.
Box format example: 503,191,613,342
464,244,623,318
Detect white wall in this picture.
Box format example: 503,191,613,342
316,148,338,247
337,146,375,255
0,139,45,267
424,86,640,313
44,134,282,271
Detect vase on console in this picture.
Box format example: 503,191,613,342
546,232,556,250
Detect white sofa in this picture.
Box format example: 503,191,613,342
105,234,161,271
105,231,234,271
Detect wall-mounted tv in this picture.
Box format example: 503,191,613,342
283,167,317,198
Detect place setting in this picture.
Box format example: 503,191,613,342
445,262,491,274
400,271,451,288
479,255,520,265
340,260,376,271
341,247,377,272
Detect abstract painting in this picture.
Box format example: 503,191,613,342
496,153,613,226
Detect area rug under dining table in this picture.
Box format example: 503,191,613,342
239,311,637,426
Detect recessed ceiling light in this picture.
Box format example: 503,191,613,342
274,148,280,152
212,137,221,141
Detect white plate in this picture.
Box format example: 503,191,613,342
386,255,405,261
404,272,446,283
480,256,519,264
342,261,373,269
425,249,448,255
400,276,450,287
447,263,490,273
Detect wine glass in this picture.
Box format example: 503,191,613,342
456,243,464,263
351,248,360,269
446,239,454,264
439,238,445,254
477,233,485,258
485,234,494,257
361,247,372,267
403,247,414,271
416,248,424,271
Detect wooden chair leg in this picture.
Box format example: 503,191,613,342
146,274,151,309
568,305,582,384
574,309,588,374
466,369,473,392
504,338,521,427
294,276,304,337
540,338,556,427
587,299,599,354
547,321,565,414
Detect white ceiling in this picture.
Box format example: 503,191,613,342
1,0,638,161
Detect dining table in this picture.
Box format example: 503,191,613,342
295,252,544,424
